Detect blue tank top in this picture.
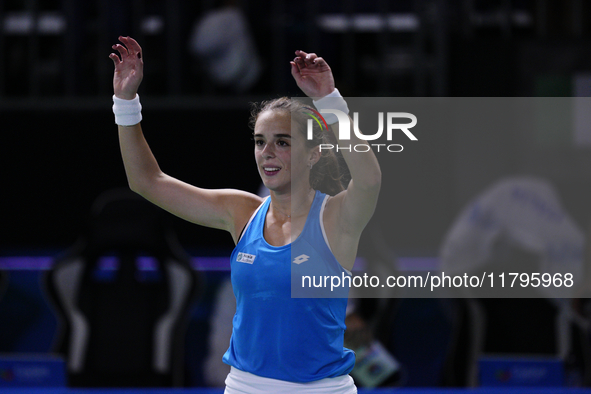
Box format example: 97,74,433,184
223,191,355,382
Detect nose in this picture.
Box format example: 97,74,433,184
261,142,275,158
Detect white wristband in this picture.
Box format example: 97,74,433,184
312,88,349,125
113,94,142,126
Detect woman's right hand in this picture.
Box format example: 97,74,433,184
109,36,143,100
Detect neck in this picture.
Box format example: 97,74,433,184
270,187,315,220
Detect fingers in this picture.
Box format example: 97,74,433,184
312,57,327,67
293,50,325,69
119,36,143,59
111,37,143,62
290,61,304,83
305,53,318,64
295,49,308,60
109,53,121,66
112,43,128,58
120,36,142,53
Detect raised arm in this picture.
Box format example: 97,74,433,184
290,51,381,269
109,37,261,242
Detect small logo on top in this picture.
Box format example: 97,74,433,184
236,252,256,264
293,254,310,265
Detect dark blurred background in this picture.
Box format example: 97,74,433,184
0,0,591,251
2,0,591,390
2,0,591,253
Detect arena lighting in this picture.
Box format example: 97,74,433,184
2,13,163,35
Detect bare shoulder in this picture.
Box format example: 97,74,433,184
218,189,264,243
143,176,264,245
215,188,264,208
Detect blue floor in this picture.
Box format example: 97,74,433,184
3,388,591,394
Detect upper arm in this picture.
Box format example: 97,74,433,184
330,178,381,238
136,173,263,243
324,120,382,239
322,179,381,271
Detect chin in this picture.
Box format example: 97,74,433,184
265,182,291,194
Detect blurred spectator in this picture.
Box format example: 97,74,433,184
440,176,584,298
439,176,587,386
188,1,261,92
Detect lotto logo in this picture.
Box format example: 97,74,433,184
293,254,310,265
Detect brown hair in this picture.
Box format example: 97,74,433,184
250,97,348,196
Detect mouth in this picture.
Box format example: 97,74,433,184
263,167,281,176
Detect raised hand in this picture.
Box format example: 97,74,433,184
290,50,335,100
109,36,144,100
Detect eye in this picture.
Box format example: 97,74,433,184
254,139,264,146
277,140,289,147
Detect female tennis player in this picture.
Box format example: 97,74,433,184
110,36,381,393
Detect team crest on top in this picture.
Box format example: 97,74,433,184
237,252,256,264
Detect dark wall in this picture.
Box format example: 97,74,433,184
4,98,591,255
0,106,258,253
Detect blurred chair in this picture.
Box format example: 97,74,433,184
373,297,468,387
43,188,199,387
439,177,590,386
460,246,590,387
0,269,8,302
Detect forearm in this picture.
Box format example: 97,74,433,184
118,123,163,195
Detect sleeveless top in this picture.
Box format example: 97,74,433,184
222,190,355,382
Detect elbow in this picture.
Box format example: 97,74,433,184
127,181,142,195
127,173,159,198
127,171,166,199
127,180,147,198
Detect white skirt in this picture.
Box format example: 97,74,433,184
224,366,357,394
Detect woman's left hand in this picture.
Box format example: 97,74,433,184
290,50,335,100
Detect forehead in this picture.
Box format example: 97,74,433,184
254,110,293,136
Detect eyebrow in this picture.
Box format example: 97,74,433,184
253,133,292,139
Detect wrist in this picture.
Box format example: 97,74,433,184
114,92,137,100
312,88,349,125
113,94,142,126
315,87,338,100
